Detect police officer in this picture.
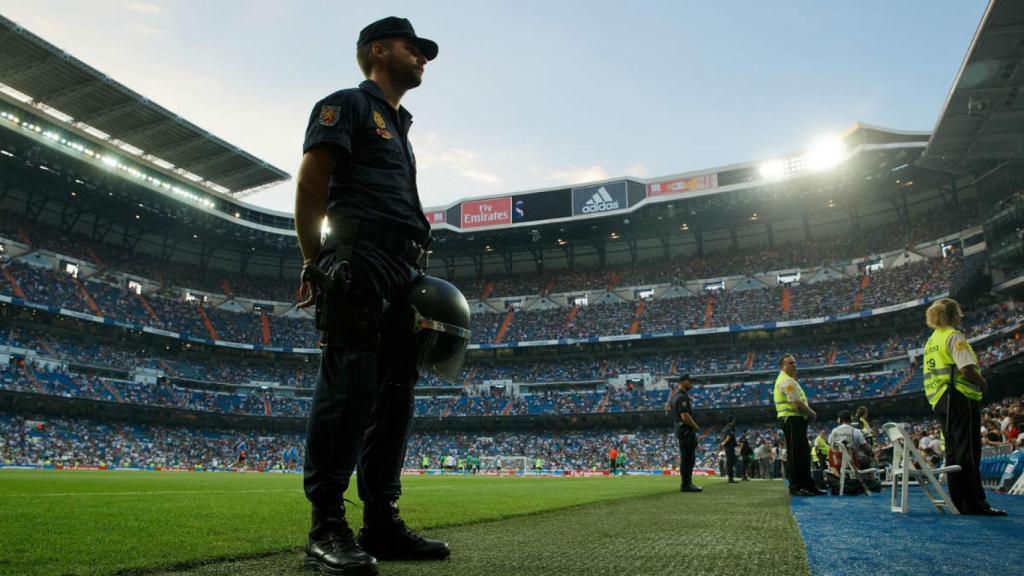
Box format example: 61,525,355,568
670,374,702,492
719,415,738,484
922,298,1006,516
773,354,825,497
295,16,449,575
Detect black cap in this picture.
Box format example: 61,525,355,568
358,17,438,61
672,373,694,383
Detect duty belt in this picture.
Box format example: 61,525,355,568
330,218,431,268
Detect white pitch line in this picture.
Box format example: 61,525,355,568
1,484,457,498
0,488,303,498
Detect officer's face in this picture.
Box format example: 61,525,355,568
383,39,427,89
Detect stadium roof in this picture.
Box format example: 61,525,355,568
921,0,1024,174
0,14,290,195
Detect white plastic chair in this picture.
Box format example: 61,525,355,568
1010,470,1024,495
882,422,961,514
826,441,878,496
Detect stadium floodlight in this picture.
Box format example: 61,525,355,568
759,159,785,182
805,137,845,172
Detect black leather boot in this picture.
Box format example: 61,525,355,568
305,506,378,575
358,500,450,561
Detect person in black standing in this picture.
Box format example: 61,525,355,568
739,437,753,481
295,17,449,575
720,415,738,484
670,374,702,492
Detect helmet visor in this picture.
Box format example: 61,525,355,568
412,310,471,383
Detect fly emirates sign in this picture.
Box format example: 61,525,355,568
461,197,512,229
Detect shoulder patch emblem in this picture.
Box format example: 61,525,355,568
955,340,969,351
318,105,340,127
373,110,387,129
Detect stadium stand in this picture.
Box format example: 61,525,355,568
1,306,1019,420
4,391,1019,473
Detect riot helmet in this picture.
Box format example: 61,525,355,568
407,275,471,383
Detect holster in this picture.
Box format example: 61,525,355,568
312,218,429,348
312,259,352,335
309,250,389,349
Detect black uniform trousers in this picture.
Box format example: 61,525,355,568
678,433,697,487
303,245,420,529
724,447,736,481
780,416,815,492
934,387,989,513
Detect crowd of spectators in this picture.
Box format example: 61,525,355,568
0,209,295,301
5,312,1021,420
482,257,954,343
0,258,318,348
0,204,969,349
460,203,979,300
0,358,918,420
0,412,299,470
0,362,308,418
1,300,1019,405
5,390,1018,474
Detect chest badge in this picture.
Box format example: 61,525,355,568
373,110,393,140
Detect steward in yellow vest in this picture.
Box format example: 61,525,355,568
773,354,821,496
921,298,1004,516
813,432,829,469
923,326,982,408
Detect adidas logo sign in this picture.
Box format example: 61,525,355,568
581,187,620,213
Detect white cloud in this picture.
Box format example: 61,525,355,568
544,165,609,185
124,22,162,36
412,132,502,186
125,1,162,16
623,163,647,177
461,170,501,185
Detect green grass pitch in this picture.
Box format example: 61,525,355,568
0,470,808,575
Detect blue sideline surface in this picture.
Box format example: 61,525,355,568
790,490,1023,576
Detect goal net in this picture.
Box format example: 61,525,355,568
479,456,530,475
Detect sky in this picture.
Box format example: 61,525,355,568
0,1,988,214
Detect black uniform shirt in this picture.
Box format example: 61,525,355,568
671,388,695,438
722,423,737,448
303,80,430,242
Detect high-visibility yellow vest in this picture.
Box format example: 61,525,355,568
774,371,807,418
923,327,981,408
814,435,829,457
858,417,874,440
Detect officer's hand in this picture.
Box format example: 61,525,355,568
297,281,317,308
297,265,319,309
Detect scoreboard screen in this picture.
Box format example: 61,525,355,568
510,188,572,223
